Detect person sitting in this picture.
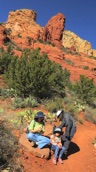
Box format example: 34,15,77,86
26,111,50,149
50,127,65,165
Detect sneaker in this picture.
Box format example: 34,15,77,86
52,158,57,165
58,158,63,164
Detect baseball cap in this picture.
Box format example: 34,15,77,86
56,110,62,117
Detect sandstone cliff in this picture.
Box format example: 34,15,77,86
4,10,65,48
4,9,95,56
5,9,44,40
93,49,96,57
43,13,65,47
62,30,93,56
0,9,96,83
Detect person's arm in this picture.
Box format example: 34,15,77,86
54,137,62,147
58,117,66,129
42,123,45,133
39,124,45,135
29,120,42,133
50,135,54,144
57,138,62,147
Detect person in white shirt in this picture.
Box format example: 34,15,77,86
50,127,65,165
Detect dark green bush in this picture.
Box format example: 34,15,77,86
0,49,15,74
73,75,96,104
6,49,70,98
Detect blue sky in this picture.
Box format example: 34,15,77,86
0,0,96,49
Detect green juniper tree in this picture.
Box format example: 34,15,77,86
73,75,96,104
6,49,70,98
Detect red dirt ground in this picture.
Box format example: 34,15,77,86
20,114,96,172
0,100,96,172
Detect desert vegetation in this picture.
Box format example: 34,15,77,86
0,47,96,121
0,47,96,170
0,120,22,171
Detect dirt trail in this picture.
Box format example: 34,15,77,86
21,118,96,172
0,99,96,172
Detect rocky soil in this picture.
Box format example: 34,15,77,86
0,99,96,172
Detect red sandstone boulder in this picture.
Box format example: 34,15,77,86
19,133,50,159
19,124,53,159
43,13,66,47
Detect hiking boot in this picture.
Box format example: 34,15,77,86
52,158,57,165
58,158,63,164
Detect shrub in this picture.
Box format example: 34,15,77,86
0,88,17,98
44,98,64,112
0,120,21,171
64,58,74,66
0,108,4,114
16,109,41,125
4,28,12,35
83,66,89,70
0,50,15,74
46,112,57,123
62,94,85,120
84,105,96,124
6,49,70,98
73,75,96,104
74,101,85,112
12,96,38,108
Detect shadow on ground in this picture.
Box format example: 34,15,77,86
63,141,80,160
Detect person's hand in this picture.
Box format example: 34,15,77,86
58,143,62,148
59,145,62,148
40,130,44,135
38,126,42,132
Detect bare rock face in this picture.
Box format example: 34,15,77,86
4,9,44,40
62,30,93,56
43,13,65,47
4,11,65,48
93,49,96,57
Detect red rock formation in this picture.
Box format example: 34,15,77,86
33,42,96,83
43,13,65,48
0,9,96,83
5,9,44,41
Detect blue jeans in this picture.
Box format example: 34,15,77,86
51,144,65,159
26,133,50,149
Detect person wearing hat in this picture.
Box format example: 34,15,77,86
50,127,66,164
56,110,76,153
26,111,50,149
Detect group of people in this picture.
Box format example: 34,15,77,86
26,110,76,165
